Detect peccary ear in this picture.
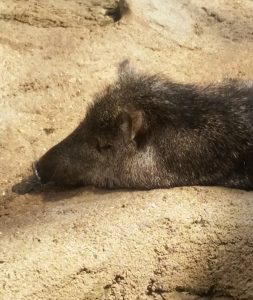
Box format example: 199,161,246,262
118,106,147,144
118,59,134,79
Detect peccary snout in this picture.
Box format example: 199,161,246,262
34,134,95,186
35,61,253,190
34,143,75,185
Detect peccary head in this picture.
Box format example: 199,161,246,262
35,61,160,188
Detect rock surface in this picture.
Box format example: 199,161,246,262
0,0,253,299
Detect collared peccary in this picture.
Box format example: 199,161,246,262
34,61,253,190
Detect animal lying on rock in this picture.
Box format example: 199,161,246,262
34,61,253,190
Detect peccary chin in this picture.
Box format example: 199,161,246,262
35,65,253,189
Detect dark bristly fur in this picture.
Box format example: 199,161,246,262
35,61,253,190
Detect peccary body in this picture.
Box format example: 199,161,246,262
35,62,253,190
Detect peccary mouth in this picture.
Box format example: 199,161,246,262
32,162,41,182
32,162,84,187
32,161,55,185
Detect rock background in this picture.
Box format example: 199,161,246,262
0,0,252,299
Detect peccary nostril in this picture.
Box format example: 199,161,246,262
32,162,41,182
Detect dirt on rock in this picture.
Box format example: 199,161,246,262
0,0,253,299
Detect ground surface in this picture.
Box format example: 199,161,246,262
0,0,253,299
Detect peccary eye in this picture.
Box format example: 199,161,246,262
96,141,113,153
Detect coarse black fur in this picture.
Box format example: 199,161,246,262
35,61,253,190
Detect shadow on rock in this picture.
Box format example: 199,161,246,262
12,176,44,195
11,175,86,201
11,175,134,203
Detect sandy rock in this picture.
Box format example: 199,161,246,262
1,188,252,299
